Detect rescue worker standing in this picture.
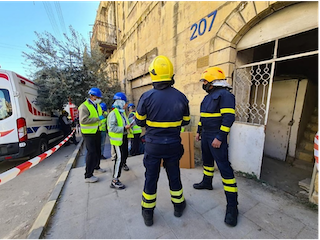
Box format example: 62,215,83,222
107,92,133,189
59,110,78,145
128,103,142,156
193,67,238,226
135,55,190,226
79,87,107,183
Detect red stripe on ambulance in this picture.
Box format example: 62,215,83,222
0,73,9,80
0,129,14,137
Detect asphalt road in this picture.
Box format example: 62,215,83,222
0,140,79,239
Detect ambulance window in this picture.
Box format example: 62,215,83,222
0,89,12,120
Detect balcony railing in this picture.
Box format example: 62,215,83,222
91,20,117,56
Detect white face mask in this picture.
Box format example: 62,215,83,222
94,98,102,104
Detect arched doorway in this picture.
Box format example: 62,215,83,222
229,1,318,197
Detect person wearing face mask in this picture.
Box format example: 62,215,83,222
194,67,238,227
107,92,133,189
79,87,107,183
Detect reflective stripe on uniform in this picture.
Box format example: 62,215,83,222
220,125,230,132
136,111,147,120
146,120,182,128
200,112,222,117
109,136,123,142
171,195,185,203
222,177,237,193
170,188,184,203
223,186,238,193
132,127,142,134
220,108,235,114
170,189,183,196
203,166,214,177
222,178,236,184
183,116,191,121
143,191,157,200
80,125,98,129
131,112,142,134
141,200,156,208
141,191,157,209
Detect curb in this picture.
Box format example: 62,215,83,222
27,139,84,239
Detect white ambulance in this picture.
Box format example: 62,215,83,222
0,70,63,162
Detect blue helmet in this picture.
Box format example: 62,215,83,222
88,87,102,98
128,103,135,109
100,102,107,111
113,92,127,102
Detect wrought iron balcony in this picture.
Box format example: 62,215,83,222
91,20,117,57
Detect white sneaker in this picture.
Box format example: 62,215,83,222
110,179,126,189
94,168,107,174
85,176,99,183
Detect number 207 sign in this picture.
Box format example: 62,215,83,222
190,10,217,41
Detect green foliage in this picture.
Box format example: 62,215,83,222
235,171,266,184
22,26,120,111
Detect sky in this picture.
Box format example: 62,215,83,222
0,1,100,78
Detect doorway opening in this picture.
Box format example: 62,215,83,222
234,28,318,198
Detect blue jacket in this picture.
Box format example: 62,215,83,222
197,87,235,141
135,87,190,144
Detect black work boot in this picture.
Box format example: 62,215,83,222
174,200,186,217
224,205,238,227
193,175,213,190
142,209,154,226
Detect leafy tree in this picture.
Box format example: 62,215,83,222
22,26,120,112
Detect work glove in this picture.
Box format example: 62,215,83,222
99,115,105,120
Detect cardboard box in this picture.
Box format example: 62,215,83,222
179,132,195,169
160,132,195,169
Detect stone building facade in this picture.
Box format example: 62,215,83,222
91,1,318,203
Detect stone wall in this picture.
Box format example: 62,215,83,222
107,1,298,163
311,172,318,204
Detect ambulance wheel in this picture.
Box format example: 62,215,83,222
38,138,48,155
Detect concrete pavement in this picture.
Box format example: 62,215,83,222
41,142,318,239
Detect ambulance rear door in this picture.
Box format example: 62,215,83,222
0,71,19,145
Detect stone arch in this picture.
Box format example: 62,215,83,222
209,1,297,83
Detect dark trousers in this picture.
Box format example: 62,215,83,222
112,135,128,179
130,133,141,156
83,132,101,178
201,132,238,207
62,126,77,144
143,142,184,208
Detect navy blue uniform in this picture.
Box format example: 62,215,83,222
198,87,238,207
136,86,190,211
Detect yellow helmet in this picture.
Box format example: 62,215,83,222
200,67,226,82
148,55,173,82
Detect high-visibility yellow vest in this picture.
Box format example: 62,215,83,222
131,112,142,134
108,108,133,146
124,111,134,139
99,111,107,131
80,100,102,134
